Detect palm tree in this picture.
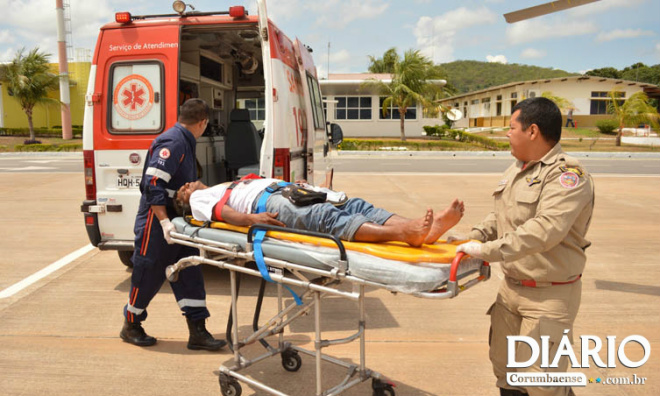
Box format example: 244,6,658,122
541,91,574,113
4,48,60,143
365,49,444,141
608,90,660,146
367,47,399,73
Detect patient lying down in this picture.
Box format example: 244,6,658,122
175,179,464,247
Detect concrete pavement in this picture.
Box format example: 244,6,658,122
0,169,659,396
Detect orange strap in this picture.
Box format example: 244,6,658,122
213,182,238,221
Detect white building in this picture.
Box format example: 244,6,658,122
438,76,660,129
319,73,446,138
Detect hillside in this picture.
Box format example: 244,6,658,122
440,60,578,94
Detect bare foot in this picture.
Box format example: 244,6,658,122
402,208,434,247
423,199,464,244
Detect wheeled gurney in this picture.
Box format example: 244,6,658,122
167,217,490,396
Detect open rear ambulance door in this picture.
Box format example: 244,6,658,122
293,38,327,186
93,24,180,246
257,0,307,182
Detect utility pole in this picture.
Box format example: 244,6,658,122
55,0,73,140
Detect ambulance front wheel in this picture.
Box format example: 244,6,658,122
118,250,134,268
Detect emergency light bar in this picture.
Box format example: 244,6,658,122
114,5,248,24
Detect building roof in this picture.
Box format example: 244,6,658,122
439,75,660,102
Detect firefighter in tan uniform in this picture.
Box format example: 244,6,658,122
457,97,595,396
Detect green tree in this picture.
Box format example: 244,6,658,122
4,48,60,142
608,90,660,146
367,47,399,73
365,49,444,141
585,67,620,79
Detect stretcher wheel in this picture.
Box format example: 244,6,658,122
372,379,395,396
219,374,242,396
281,349,302,372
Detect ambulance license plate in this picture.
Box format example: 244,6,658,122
117,175,141,189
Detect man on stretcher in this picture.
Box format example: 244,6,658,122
174,178,464,247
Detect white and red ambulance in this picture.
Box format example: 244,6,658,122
80,0,342,266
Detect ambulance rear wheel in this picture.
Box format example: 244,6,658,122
118,250,134,268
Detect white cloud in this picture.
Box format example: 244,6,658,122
656,42,660,58
318,49,360,78
520,48,546,59
506,19,597,45
568,0,646,17
486,55,507,64
0,30,14,45
596,29,655,42
315,0,389,28
413,7,497,63
0,0,113,61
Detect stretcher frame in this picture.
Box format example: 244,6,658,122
167,223,490,396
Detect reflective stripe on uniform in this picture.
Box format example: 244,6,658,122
177,298,207,309
146,167,172,182
166,188,176,198
126,304,145,315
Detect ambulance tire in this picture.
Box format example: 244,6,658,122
118,250,134,268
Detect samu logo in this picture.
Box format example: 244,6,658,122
507,331,651,368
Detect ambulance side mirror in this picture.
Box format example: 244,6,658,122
328,123,343,147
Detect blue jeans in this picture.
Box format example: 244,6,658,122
264,193,393,241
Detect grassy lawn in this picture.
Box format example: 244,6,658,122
0,136,82,152
1,127,658,153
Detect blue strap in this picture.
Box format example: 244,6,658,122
252,181,302,305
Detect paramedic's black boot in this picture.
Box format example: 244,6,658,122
500,388,528,396
186,318,227,351
120,319,157,347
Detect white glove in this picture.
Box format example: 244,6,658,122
456,241,484,259
446,234,468,243
160,218,175,244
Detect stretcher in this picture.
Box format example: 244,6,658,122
167,216,490,396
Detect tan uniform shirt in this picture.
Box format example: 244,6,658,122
468,143,595,283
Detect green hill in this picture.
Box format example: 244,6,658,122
440,60,578,94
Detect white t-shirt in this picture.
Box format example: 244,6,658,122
190,178,278,221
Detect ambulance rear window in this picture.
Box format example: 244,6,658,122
108,62,164,134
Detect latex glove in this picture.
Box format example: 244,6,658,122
446,234,468,243
160,218,175,244
456,241,484,259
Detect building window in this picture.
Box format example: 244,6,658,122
335,96,372,120
379,97,416,120
511,92,518,99
590,91,625,115
322,96,327,120
244,98,265,121
482,97,491,113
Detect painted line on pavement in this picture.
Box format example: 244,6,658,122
0,244,95,299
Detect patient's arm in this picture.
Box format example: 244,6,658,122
217,205,286,227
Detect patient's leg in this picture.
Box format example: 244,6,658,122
423,199,464,244
353,208,433,247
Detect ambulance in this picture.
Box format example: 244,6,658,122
80,0,342,267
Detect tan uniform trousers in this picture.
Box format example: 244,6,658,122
488,277,582,396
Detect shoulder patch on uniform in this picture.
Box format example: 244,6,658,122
559,166,584,177
159,148,171,159
559,172,580,189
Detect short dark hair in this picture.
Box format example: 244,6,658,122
178,98,210,124
172,191,191,217
511,97,562,144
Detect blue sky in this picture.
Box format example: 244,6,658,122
1,0,658,78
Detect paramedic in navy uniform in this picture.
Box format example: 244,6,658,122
120,98,226,351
